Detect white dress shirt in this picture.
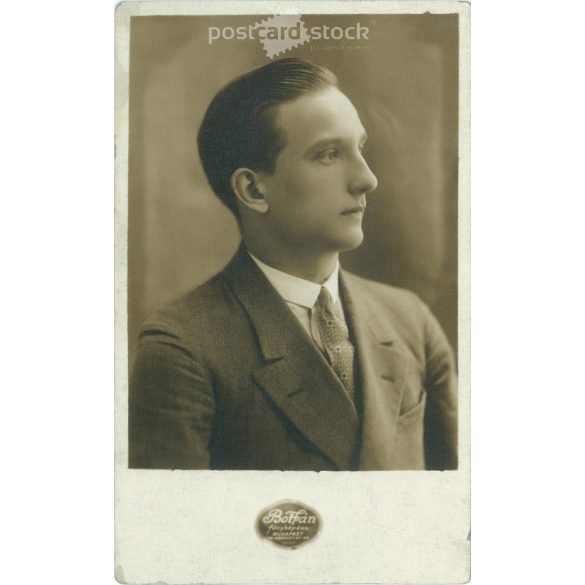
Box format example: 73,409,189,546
248,252,347,352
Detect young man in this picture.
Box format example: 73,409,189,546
129,58,457,471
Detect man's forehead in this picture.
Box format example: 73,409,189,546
274,87,365,147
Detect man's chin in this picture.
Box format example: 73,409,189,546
333,228,364,252
294,227,364,254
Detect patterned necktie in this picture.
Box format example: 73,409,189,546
315,287,355,403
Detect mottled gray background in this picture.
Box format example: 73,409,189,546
127,13,458,367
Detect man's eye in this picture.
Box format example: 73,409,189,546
317,149,339,163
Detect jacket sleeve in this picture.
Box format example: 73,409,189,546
420,302,458,470
128,327,215,469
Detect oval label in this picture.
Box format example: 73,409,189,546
256,500,321,548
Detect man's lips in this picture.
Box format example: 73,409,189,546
341,205,366,215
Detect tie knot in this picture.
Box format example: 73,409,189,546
317,286,335,310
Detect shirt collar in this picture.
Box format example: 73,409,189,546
248,251,340,309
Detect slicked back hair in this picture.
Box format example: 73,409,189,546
197,58,338,220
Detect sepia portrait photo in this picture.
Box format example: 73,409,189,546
115,1,470,583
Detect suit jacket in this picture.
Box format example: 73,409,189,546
129,246,458,471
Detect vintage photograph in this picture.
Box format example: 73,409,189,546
127,12,459,472
116,1,469,582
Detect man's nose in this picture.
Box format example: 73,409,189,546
348,154,378,196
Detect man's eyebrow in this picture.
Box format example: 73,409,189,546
305,133,369,153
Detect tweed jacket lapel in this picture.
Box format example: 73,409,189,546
223,247,359,470
339,271,409,470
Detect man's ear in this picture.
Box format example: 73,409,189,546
230,168,269,214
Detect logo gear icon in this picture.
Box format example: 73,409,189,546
251,14,310,59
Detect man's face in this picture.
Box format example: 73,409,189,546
257,86,378,253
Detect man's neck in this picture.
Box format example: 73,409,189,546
245,243,339,285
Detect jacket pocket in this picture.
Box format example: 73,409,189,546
397,390,427,428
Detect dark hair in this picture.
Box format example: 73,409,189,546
197,58,338,219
